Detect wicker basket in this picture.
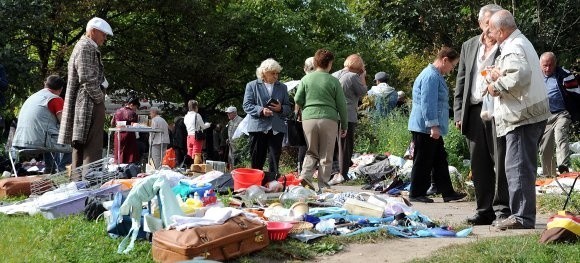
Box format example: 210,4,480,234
289,221,314,234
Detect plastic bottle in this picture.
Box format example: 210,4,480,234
189,192,203,208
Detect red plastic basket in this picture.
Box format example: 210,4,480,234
266,221,293,241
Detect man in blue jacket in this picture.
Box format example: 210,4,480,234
538,52,580,176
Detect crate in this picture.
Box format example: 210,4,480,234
30,158,119,197
36,184,121,219
38,191,90,219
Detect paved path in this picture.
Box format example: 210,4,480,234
310,185,548,263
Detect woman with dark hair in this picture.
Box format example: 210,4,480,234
294,49,348,191
111,97,140,164
407,47,466,203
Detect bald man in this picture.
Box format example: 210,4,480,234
538,52,579,177
486,10,550,230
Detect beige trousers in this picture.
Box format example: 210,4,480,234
300,119,338,189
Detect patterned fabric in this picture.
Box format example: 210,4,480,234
59,35,105,145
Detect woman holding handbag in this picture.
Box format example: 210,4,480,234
184,100,211,162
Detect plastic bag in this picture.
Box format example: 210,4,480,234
162,148,176,168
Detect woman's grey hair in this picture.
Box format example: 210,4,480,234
478,4,503,22
490,10,517,31
150,107,161,115
255,58,282,79
304,57,315,74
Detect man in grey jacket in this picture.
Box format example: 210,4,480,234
454,4,509,226
486,10,550,230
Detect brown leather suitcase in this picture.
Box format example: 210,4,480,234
152,215,270,262
0,176,43,197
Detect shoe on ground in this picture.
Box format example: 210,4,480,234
409,196,434,203
466,214,494,225
491,214,510,227
299,177,316,190
494,215,534,230
443,192,467,202
557,165,569,174
328,173,344,185
426,183,438,196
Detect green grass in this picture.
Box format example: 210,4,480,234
411,234,579,263
0,192,578,262
0,214,154,263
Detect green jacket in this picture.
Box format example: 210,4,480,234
294,71,348,130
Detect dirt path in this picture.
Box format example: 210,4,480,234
308,185,548,263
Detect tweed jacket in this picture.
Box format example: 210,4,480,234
59,35,105,145
242,78,290,134
490,29,550,137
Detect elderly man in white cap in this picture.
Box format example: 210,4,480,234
225,106,243,168
59,17,113,172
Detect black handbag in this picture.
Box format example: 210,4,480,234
194,130,205,140
286,118,306,146
193,113,206,140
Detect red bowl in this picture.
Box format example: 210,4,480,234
266,221,293,241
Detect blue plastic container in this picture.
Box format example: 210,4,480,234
189,183,213,198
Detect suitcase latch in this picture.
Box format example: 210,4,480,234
200,233,209,243
200,251,211,258
238,222,247,229
254,231,264,242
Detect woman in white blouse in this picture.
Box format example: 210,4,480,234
183,100,211,159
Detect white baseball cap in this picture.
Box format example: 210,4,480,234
225,106,237,113
86,17,113,36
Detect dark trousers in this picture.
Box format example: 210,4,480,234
72,102,105,176
494,134,510,216
338,122,356,179
409,132,455,197
466,104,509,219
249,130,284,176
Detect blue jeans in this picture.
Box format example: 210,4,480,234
504,120,546,227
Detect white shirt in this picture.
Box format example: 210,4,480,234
471,37,498,104
183,111,210,135
265,83,273,97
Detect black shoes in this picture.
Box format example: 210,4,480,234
491,214,510,227
443,192,467,202
466,214,494,225
409,196,434,203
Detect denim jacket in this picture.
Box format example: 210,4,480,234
242,78,290,133
408,64,450,136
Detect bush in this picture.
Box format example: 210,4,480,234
354,109,412,157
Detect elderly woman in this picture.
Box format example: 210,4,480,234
149,107,170,168
408,47,466,203
184,100,211,163
295,49,348,191
243,58,291,178
111,97,140,164
332,54,367,182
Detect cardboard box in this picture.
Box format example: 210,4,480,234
191,164,212,173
